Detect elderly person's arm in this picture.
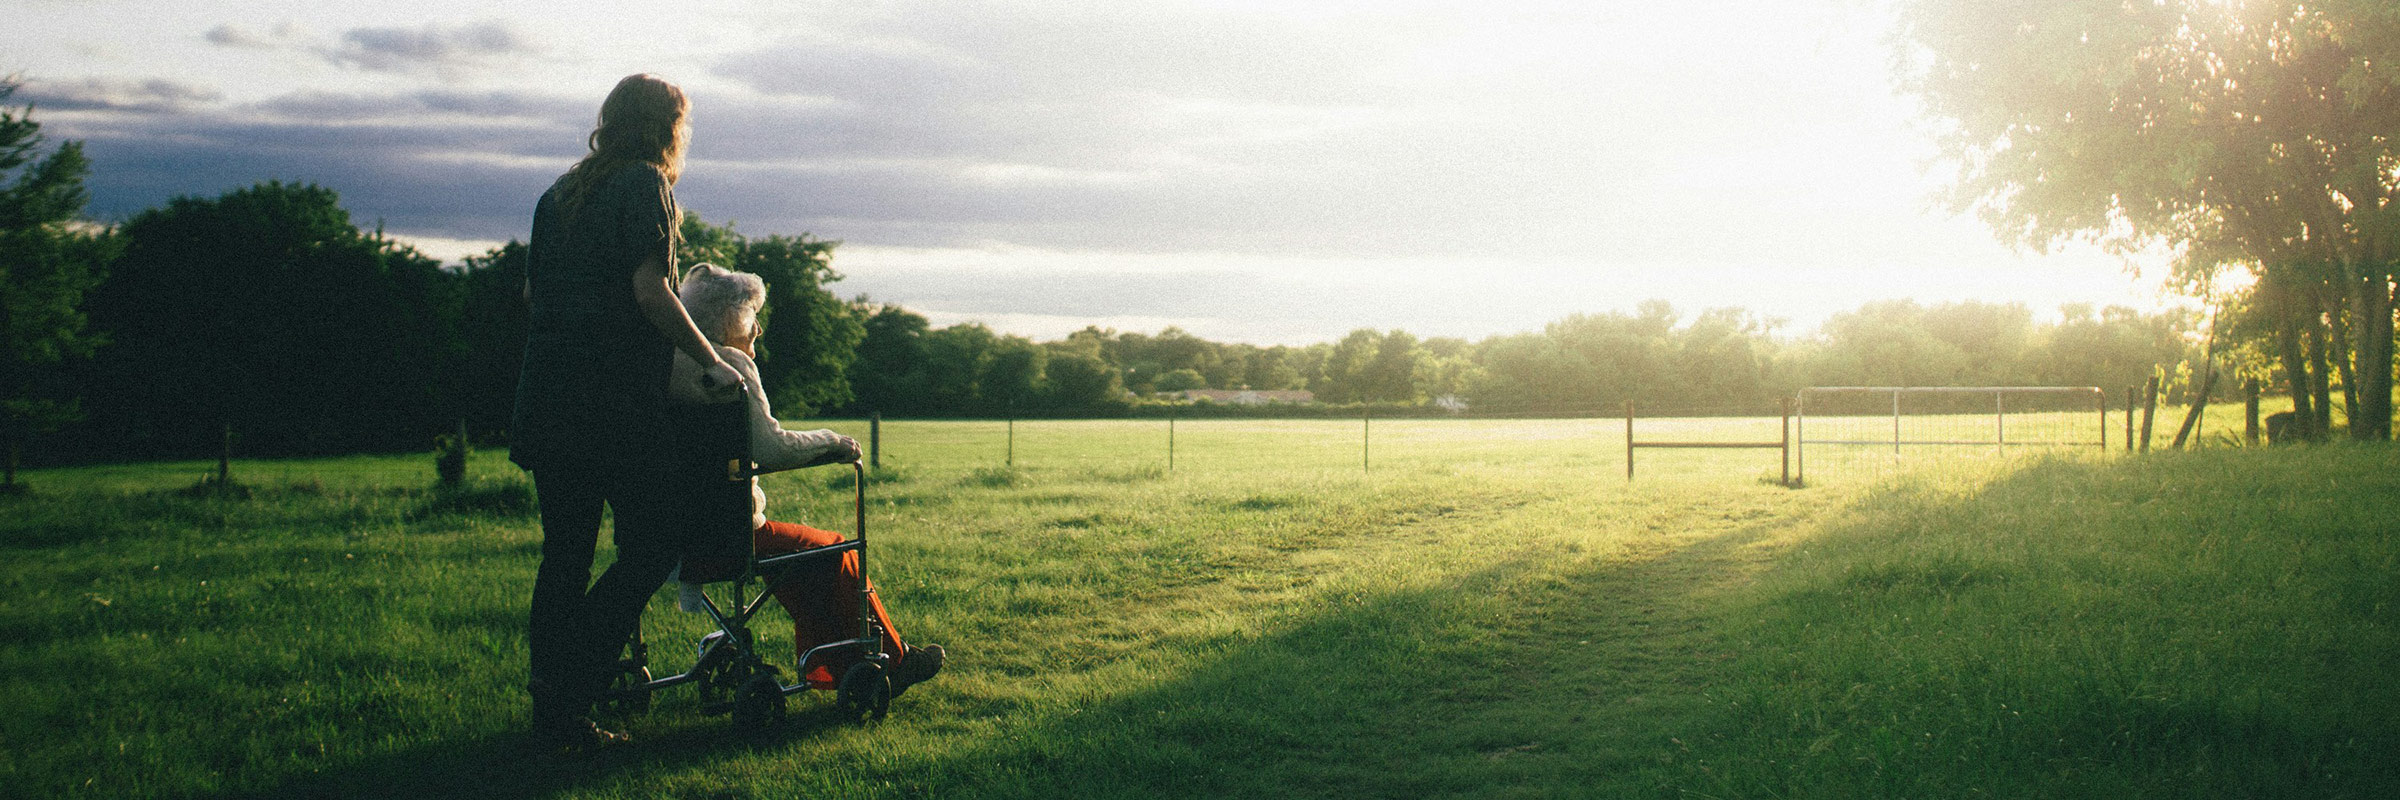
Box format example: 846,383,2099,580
719,348,859,470
633,256,743,397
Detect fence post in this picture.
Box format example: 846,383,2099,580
1006,418,1015,468
1892,389,1902,456
2244,379,2261,446
1779,396,1792,486
2097,388,2107,453
1168,412,1176,472
2124,386,2136,451
2140,375,2160,452
2171,362,2218,449
869,413,881,469
1995,390,2006,456
1624,400,1635,480
219,421,232,487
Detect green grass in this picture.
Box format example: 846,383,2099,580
1,420,2392,798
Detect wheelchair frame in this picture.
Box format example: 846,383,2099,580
604,459,894,727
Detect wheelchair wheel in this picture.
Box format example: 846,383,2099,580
600,665,653,715
836,662,890,721
732,673,785,729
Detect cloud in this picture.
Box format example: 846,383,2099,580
326,21,538,73
200,19,542,79
15,77,224,113
252,88,585,125
204,22,307,50
44,86,586,247
679,3,1764,262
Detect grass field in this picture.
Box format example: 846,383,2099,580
2,412,2393,798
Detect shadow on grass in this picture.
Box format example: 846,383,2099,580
180,701,865,800
895,511,1792,798
185,492,1788,800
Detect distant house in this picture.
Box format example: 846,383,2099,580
1171,389,1316,405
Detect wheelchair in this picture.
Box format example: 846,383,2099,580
599,400,895,728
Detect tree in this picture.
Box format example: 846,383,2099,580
86,181,456,456
1,80,118,487
921,323,997,414
1315,329,1382,403
457,242,527,440
1676,308,1772,407
847,302,933,416
981,335,1047,413
1894,0,2400,438
1361,329,1424,402
2032,303,2196,399
1244,345,1303,390
1154,368,1207,393
1812,301,1974,387
1042,350,1125,412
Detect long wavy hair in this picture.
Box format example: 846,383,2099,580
555,73,689,226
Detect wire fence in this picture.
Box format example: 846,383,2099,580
804,412,1801,483
800,388,2130,485
1794,387,2111,483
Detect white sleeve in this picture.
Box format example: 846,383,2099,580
724,348,847,470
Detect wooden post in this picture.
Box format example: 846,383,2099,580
2124,386,2136,452
1168,413,1176,472
1006,418,1014,468
2172,363,2218,449
1779,396,1792,486
2096,388,2107,453
1995,390,2006,456
2139,375,2160,452
439,418,469,486
1624,400,1635,480
219,422,232,487
1891,389,1903,456
869,413,881,469
2244,379,2261,446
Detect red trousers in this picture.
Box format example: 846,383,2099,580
753,520,906,688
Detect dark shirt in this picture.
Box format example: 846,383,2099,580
509,164,678,473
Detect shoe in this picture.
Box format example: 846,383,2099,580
890,643,944,697
532,714,629,751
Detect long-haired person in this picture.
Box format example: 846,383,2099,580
510,73,743,748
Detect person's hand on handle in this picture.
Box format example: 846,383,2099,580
699,359,746,402
799,435,862,468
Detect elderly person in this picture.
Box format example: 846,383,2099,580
668,263,944,695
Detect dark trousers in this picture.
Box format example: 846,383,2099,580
528,466,681,718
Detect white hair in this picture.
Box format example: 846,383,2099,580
677,263,765,344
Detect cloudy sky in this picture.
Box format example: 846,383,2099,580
9,0,2176,345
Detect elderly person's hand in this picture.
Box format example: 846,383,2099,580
801,435,862,467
